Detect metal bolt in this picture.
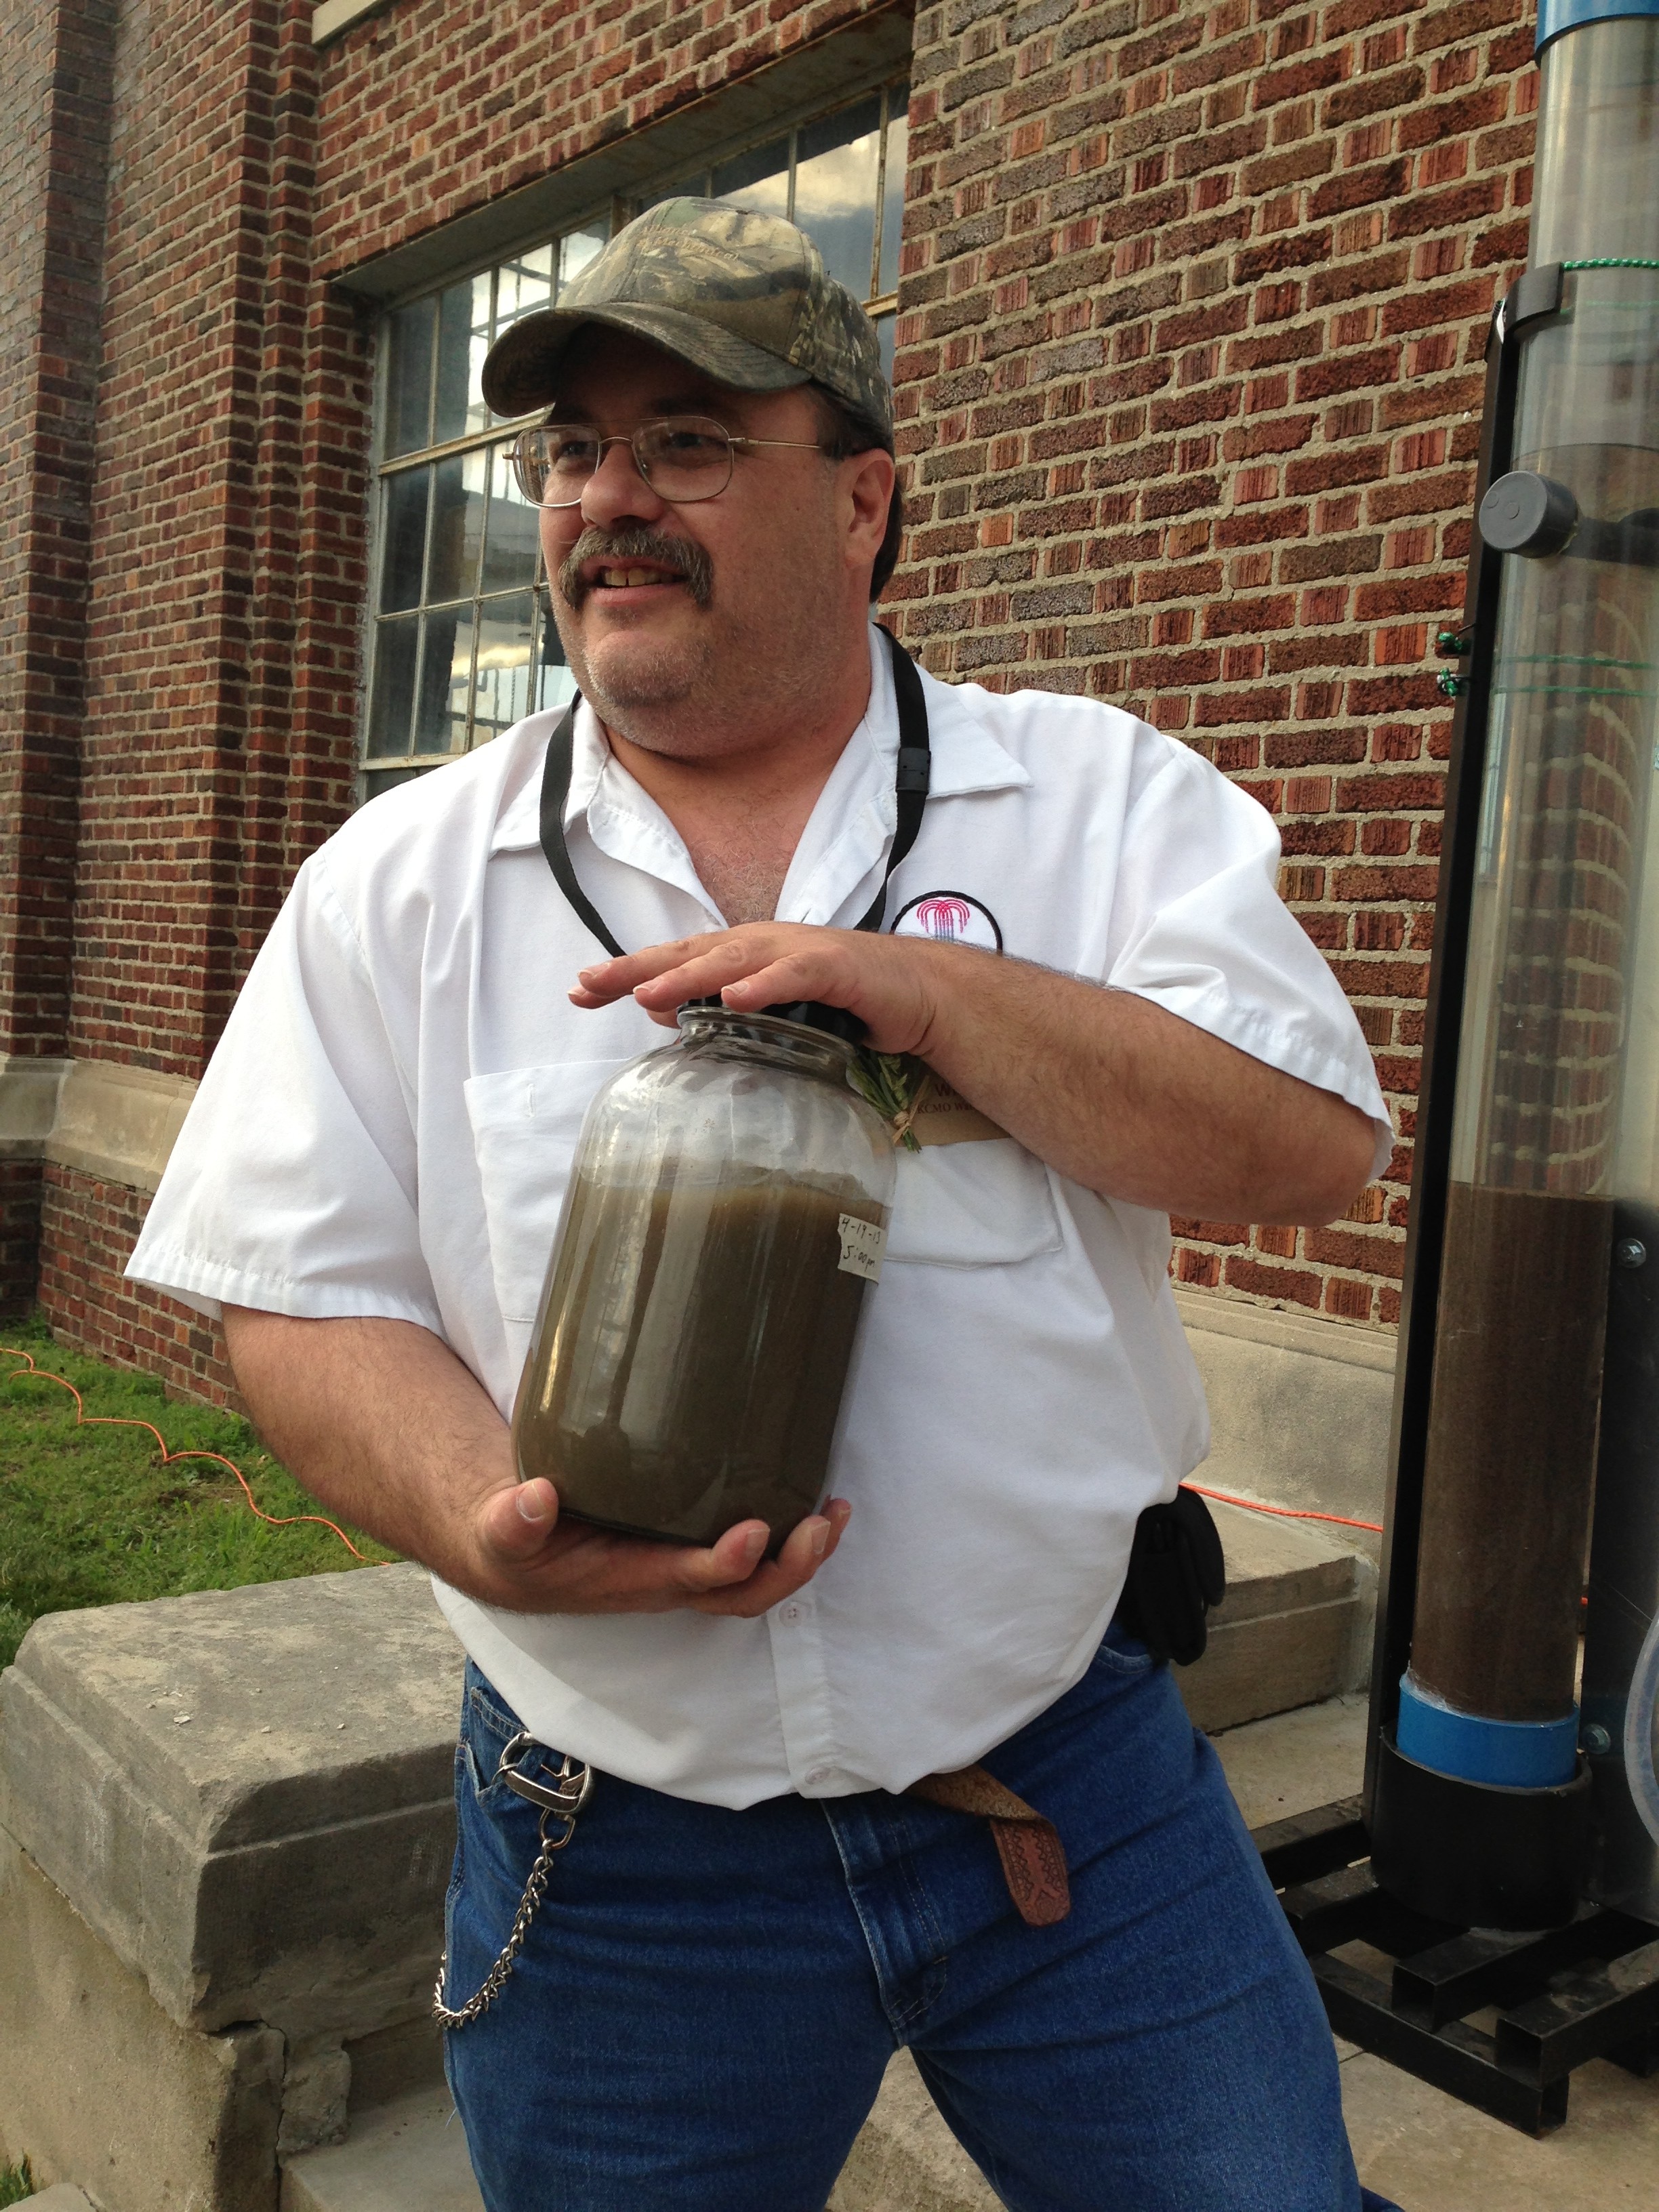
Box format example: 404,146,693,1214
1583,1723,1613,1756
1616,1237,1647,1269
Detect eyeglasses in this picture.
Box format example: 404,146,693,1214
509,415,826,508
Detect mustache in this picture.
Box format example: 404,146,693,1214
556,527,714,611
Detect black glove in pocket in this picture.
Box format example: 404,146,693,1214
1115,1486,1227,1667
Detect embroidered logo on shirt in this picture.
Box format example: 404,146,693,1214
890,891,1004,952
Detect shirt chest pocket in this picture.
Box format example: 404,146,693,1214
884,1140,1064,1268
464,1060,634,1326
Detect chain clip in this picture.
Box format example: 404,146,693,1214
433,1730,594,2031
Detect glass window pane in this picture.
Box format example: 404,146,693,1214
795,98,881,301
878,91,909,299
414,608,474,754
481,443,541,595
713,137,789,220
636,176,714,218
367,615,419,758
433,273,491,445
538,659,579,717
364,765,422,801
472,591,536,743
384,298,434,457
426,450,487,606
558,225,607,292
495,243,554,333
379,468,430,612
533,591,576,717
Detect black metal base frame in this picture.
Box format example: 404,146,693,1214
1250,1799,1659,2134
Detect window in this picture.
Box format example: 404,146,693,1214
361,79,909,799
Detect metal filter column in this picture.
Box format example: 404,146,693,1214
1370,0,1659,1928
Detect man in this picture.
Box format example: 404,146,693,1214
130,201,1400,2211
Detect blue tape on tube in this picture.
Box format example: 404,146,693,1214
1537,0,1659,56
1397,1673,1580,1788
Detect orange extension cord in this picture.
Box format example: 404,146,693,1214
0,1343,373,1563
1187,1482,1383,1535
3,1340,1387,1555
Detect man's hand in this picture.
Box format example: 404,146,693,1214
573,922,939,1056
471,1474,851,1618
221,1309,851,1620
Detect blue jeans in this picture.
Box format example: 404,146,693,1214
442,1634,1401,2211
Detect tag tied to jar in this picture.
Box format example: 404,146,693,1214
851,1052,1008,1151
838,1212,887,1281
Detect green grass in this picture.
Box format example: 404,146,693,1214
0,2157,34,2207
0,1311,396,1671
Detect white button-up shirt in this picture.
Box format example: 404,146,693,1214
129,626,1390,1808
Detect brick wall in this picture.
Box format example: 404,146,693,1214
18,0,1548,1383
890,0,1538,1324
0,0,118,1307
0,0,112,1069
70,0,355,1080
308,0,906,276
38,1164,238,1404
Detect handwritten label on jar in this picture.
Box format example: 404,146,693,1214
838,1214,887,1282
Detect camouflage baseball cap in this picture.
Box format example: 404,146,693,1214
480,197,893,446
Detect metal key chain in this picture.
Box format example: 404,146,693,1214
434,1731,594,2030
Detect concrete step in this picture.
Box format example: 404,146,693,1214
1175,1497,1371,1734
827,2053,998,2212
13,2190,97,2211
281,2089,482,2212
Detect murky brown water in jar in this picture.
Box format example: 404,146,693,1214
513,1171,886,1552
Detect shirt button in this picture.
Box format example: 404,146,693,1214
779,1601,802,1624
804,1767,832,1788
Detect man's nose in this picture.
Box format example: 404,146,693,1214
579,438,667,531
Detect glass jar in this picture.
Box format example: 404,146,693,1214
512,1001,897,1552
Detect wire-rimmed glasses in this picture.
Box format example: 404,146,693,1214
509,415,825,508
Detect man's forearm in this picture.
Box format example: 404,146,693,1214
221,1309,517,1586
220,1307,851,1618
912,949,1376,1225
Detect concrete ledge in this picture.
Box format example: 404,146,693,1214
1173,1288,1396,1372
312,0,398,43
1174,1289,1397,1548
16,2189,99,2210
43,1059,198,1195
0,1056,70,1159
0,1565,461,2041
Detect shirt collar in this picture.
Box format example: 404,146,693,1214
487,626,1031,900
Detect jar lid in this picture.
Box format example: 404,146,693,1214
680,995,867,1045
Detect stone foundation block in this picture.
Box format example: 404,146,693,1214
0,1565,462,2043
0,1830,284,2212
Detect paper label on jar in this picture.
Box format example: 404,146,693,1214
838,1213,886,1282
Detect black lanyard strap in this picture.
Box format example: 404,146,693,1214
537,625,931,957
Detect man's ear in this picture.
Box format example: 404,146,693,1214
842,446,896,571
